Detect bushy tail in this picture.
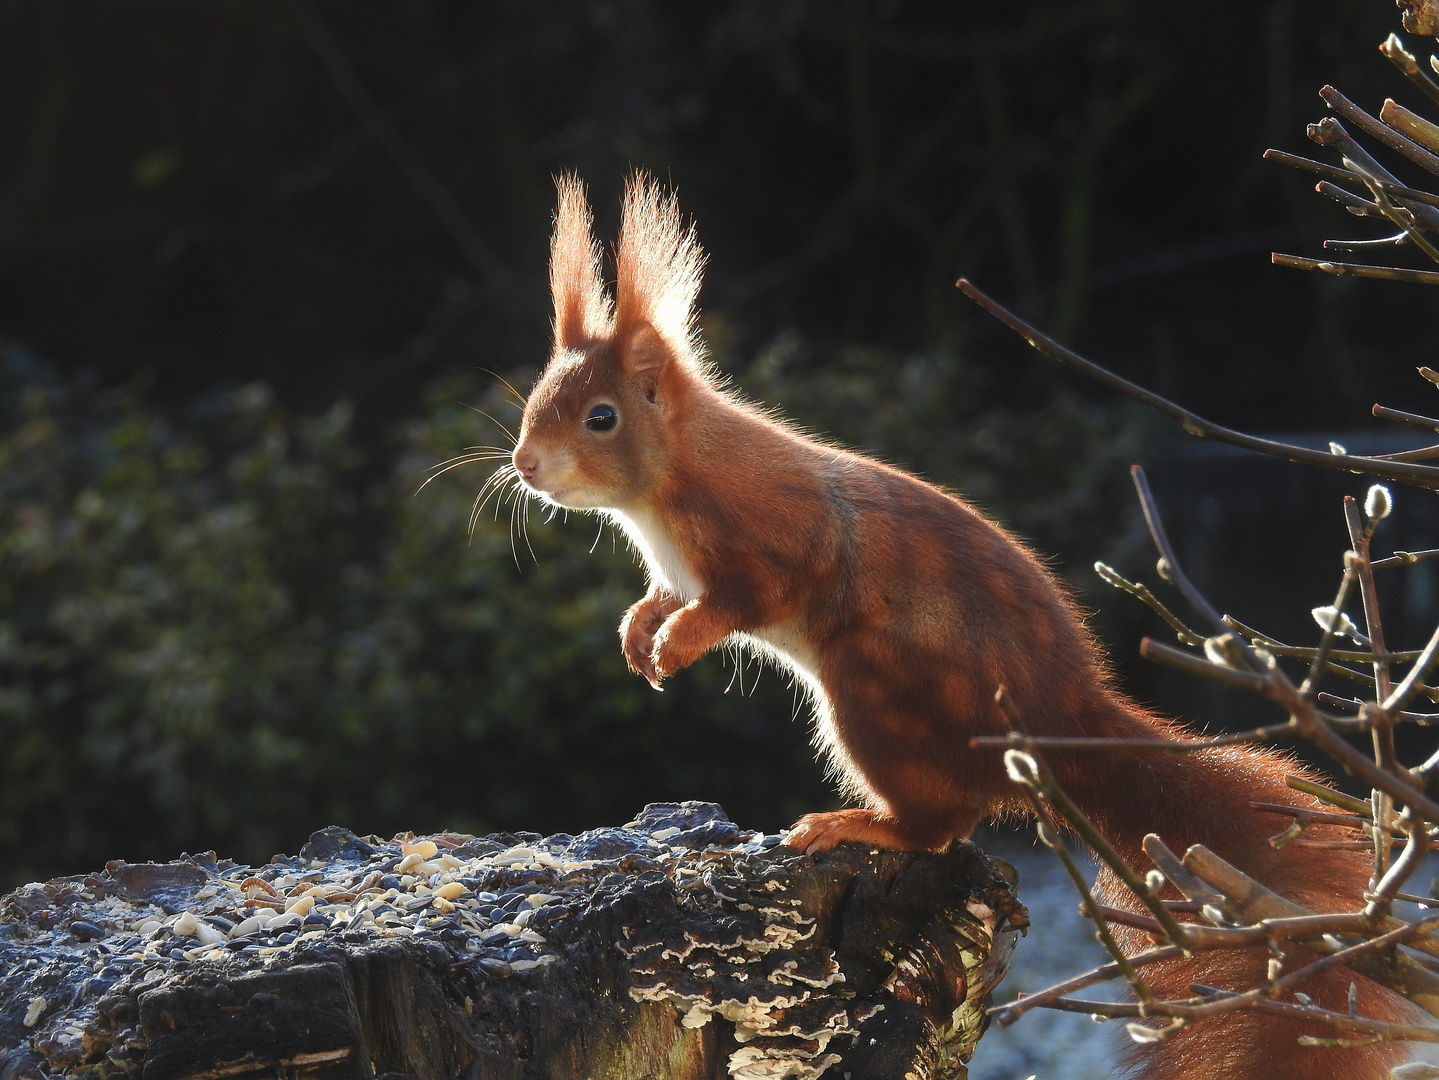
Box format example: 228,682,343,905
1051,696,1412,1079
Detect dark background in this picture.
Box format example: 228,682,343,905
2,0,1436,888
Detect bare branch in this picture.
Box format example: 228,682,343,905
954,279,1439,489
1321,85,1439,180
1317,691,1439,724
1138,638,1272,694
1093,561,1205,646
1379,32,1439,109
970,721,1301,755
1371,403,1439,433
1286,776,1373,817
996,692,1197,953
1270,252,1439,284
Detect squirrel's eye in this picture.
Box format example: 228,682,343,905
584,404,618,432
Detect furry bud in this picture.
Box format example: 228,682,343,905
1391,1063,1439,1079
1311,605,1364,643
1004,749,1040,786
1364,484,1392,523
1126,1022,1170,1044
1203,634,1239,668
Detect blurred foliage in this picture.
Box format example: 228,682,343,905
0,334,1147,887
1,0,1432,884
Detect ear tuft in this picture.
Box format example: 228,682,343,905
614,174,705,365
551,175,613,349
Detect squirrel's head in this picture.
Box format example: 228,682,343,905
513,174,707,512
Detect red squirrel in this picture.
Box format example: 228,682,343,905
509,175,1408,1079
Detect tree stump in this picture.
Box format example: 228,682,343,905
0,803,1027,1080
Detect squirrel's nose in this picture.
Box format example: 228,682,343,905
513,447,539,481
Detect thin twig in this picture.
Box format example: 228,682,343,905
990,944,1186,1026
1373,403,1439,432
1271,252,1439,284
1382,618,1439,719
954,279,1439,488
1249,801,1376,833
1323,232,1411,252
1321,85,1439,180
1094,561,1205,646
1182,844,1439,981
1343,496,1399,882
1265,147,1439,210
1224,614,1421,666
1130,466,1235,641
1379,32,1439,109
970,721,1301,754
997,690,1196,954
1367,808,1431,920
1372,546,1439,569
1313,180,1389,218
997,749,1157,999
1317,691,1439,724
1306,114,1439,230
1287,775,1372,817
1271,676,1439,821
1367,442,1439,463
1138,638,1274,694
1142,835,1225,907
1041,990,1439,1042
1381,98,1439,157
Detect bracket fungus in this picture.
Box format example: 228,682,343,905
0,803,1024,1079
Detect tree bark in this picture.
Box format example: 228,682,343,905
0,804,1026,1080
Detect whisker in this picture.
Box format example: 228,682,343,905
519,489,538,564
462,402,518,444
417,453,511,493
494,477,521,522
589,518,605,555
507,485,523,569
468,486,492,539
470,474,511,538
429,450,511,470
474,366,527,411
468,465,516,535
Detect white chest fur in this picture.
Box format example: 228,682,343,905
608,507,705,603
608,505,842,777
608,507,825,693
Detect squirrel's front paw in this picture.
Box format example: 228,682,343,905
650,615,703,685
621,597,674,690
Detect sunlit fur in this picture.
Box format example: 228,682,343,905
550,174,611,350
501,174,1409,1080
613,175,705,364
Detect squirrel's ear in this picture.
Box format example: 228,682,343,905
614,173,703,367
550,174,612,350
619,320,674,380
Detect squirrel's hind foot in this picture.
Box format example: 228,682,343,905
784,809,955,855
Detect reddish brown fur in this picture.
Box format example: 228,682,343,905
510,176,1410,1079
